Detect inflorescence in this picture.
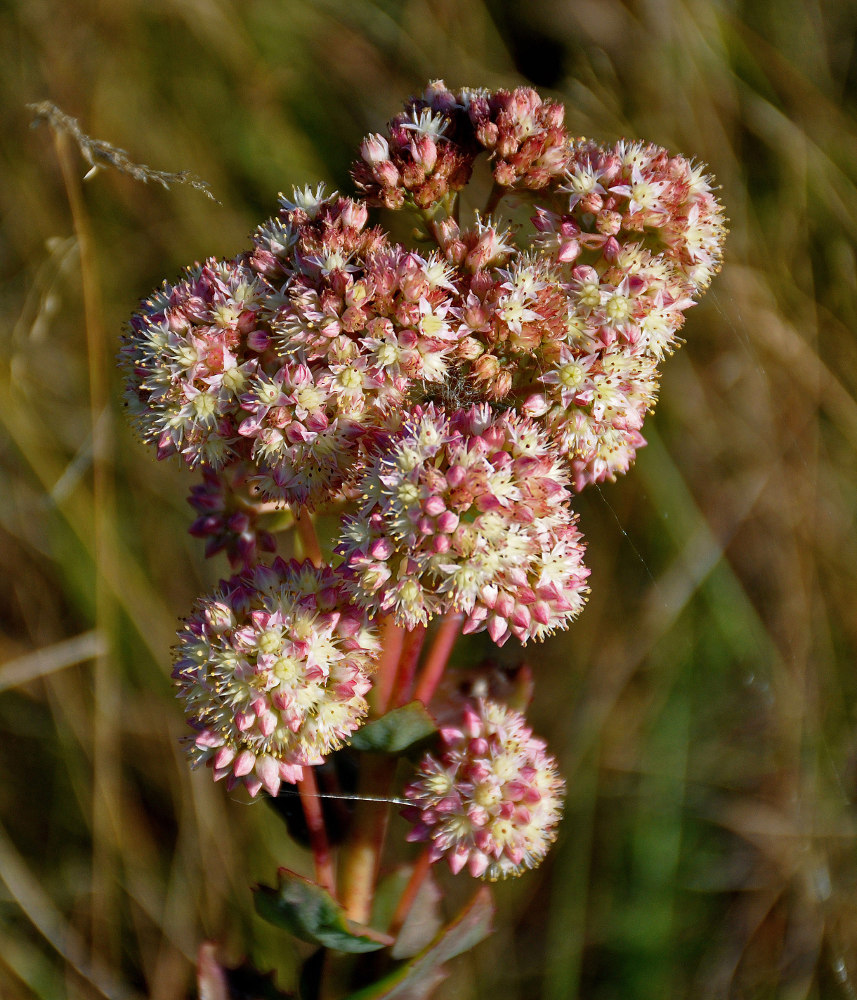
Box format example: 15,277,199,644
403,699,565,880
124,81,725,881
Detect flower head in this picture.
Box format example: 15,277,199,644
469,87,570,189
351,81,480,211
173,559,379,797
564,139,727,293
403,699,565,879
337,404,589,643
121,256,274,468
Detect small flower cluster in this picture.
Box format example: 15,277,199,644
352,81,571,206
121,257,271,468
337,404,589,644
403,699,565,880
173,559,378,797
125,82,724,886
562,138,726,293
467,87,570,189
188,466,277,570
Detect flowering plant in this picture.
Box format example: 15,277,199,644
122,80,724,997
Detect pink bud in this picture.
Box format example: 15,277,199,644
369,537,394,560
233,750,256,777
424,496,446,516
446,465,466,488
532,601,551,625
213,746,236,769
488,615,508,644
235,711,255,732
431,534,451,554
256,755,281,797
468,853,490,878
412,135,438,173
258,712,277,737
557,238,581,263
449,845,470,875
522,393,548,417
361,132,390,166
374,160,400,188
340,200,368,230
243,776,263,798
436,510,459,533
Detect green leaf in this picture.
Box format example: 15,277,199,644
342,888,495,999
349,702,437,755
254,869,392,954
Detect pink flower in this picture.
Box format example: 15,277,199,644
469,87,571,190
337,405,589,643
403,699,565,880
173,560,379,797
121,256,274,468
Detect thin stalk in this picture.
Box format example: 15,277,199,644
371,616,406,717
338,756,397,925
340,623,425,921
54,129,120,970
387,849,432,941
296,509,323,566
390,625,428,708
412,613,462,706
483,182,505,217
298,771,336,896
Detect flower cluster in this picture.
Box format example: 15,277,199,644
561,138,727,293
121,257,272,468
351,87,478,210
337,404,589,644
467,86,570,190
403,699,565,879
352,81,572,210
126,82,723,900
173,559,378,797
188,466,277,570
125,84,724,503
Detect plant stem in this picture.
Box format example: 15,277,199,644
390,625,427,708
483,182,505,217
298,770,336,896
371,616,406,717
296,509,323,566
387,849,432,940
338,756,397,925
412,613,462,706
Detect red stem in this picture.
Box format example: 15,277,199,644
338,756,397,924
296,509,323,567
483,182,505,218
412,613,462,706
390,625,428,708
298,771,336,896
388,850,432,940
371,616,406,717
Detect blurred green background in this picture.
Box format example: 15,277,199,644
3,0,857,996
